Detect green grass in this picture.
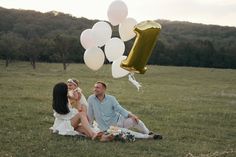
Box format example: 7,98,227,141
0,60,235,157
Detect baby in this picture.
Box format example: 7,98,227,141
67,79,88,112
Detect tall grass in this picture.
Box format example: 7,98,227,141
0,60,235,157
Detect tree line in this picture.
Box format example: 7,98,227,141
0,7,236,69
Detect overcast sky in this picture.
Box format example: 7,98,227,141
0,0,236,27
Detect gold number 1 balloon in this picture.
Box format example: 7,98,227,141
121,20,161,74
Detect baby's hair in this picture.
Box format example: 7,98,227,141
67,78,79,86
72,79,79,86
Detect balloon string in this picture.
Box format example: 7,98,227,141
128,73,142,91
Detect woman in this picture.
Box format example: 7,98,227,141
50,82,97,139
67,78,101,133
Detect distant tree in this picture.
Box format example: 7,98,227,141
173,40,216,67
0,32,23,67
20,39,36,69
213,46,236,68
149,40,165,65
53,34,78,70
37,38,55,62
195,40,215,67
20,38,51,69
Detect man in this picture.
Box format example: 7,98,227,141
87,81,162,139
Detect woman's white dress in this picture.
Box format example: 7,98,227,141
50,107,80,136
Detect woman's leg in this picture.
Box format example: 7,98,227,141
75,125,90,136
70,113,81,128
71,112,97,138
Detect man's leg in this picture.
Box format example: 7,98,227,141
120,128,151,139
134,119,150,134
117,116,150,134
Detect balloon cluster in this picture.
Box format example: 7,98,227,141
80,0,161,91
80,0,137,78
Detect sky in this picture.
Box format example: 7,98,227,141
0,0,236,27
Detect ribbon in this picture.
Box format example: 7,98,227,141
128,73,142,91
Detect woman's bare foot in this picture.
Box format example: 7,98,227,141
91,132,98,140
91,131,104,140
100,134,114,142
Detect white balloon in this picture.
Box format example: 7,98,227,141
107,0,128,26
119,17,137,41
112,56,129,78
105,37,125,62
92,21,112,47
80,29,96,49
83,47,105,71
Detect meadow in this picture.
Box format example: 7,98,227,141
0,60,235,157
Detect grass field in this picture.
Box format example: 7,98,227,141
0,60,235,157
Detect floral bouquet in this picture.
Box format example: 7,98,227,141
105,126,135,142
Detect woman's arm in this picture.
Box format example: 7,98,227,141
73,91,82,111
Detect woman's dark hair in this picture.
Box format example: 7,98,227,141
52,82,69,114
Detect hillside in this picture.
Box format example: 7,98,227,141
157,19,236,49
0,7,236,69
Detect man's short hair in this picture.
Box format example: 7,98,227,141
96,81,107,89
